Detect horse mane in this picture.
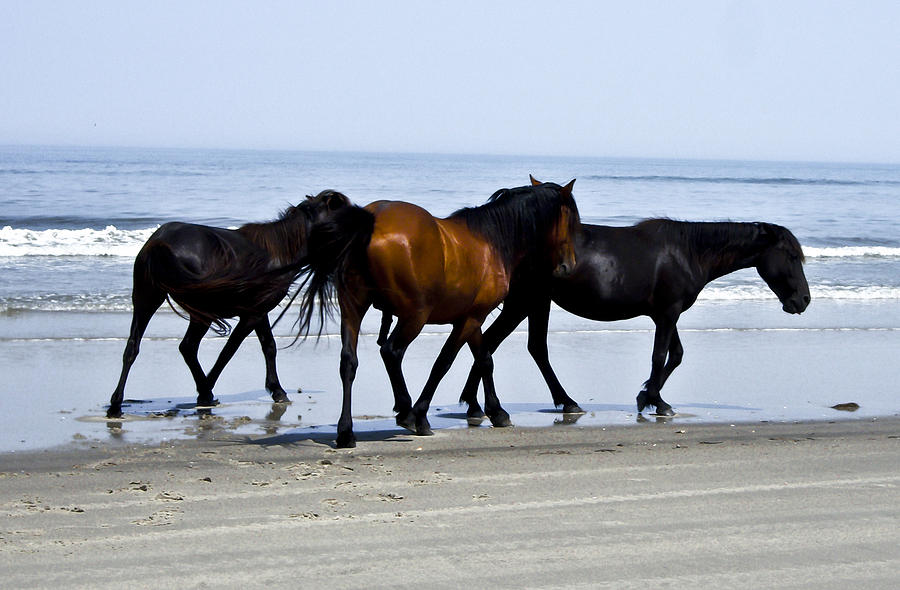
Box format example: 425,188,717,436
236,190,348,265
448,183,578,270
637,219,805,263
764,222,805,262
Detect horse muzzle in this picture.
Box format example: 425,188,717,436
553,261,575,278
782,293,811,314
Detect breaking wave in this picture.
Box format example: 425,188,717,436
0,225,157,257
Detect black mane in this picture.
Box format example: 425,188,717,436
637,218,804,263
237,190,348,266
449,183,578,270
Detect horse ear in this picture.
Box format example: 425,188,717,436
529,174,542,186
756,223,779,245
561,179,576,195
326,191,349,210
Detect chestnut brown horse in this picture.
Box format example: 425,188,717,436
299,181,580,447
460,179,810,418
107,190,350,418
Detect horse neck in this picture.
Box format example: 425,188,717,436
687,223,766,282
452,191,567,277
237,217,309,265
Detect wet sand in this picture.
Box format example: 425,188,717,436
2,418,899,589
2,301,899,451
2,301,899,587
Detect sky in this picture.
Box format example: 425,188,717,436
1,1,899,163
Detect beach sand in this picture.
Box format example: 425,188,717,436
2,301,899,587
1,418,899,589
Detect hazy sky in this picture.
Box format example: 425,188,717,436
2,1,898,162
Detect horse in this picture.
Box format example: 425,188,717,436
298,180,581,447
460,181,810,418
106,189,351,419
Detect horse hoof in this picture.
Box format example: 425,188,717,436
655,405,675,417
336,433,357,448
106,408,123,419
416,417,434,436
196,397,219,408
562,403,585,414
636,391,650,413
489,411,512,428
271,391,290,403
466,405,486,426
396,413,416,433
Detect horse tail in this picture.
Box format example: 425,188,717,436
296,204,375,339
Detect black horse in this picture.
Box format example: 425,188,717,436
106,190,350,418
460,196,810,418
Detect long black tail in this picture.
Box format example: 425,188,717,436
296,204,376,339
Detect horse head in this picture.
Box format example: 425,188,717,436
287,189,351,223
755,224,810,314
530,175,579,278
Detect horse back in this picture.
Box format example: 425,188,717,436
364,201,507,323
137,221,272,297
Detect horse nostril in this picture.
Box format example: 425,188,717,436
803,294,811,304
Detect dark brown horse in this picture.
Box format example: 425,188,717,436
106,190,350,418
461,179,810,418
299,181,580,447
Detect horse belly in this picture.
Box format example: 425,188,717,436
552,271,651,322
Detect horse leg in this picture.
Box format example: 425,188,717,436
411,320,477,436
376,311,392,347
659,326,684,389
335,297,370,448
178,318,216,406
379,314,426,432
458,299,528,422
467,326,512,428
203,316,258,397
255,318,290,402
107,287,165,418
525,297,583,413
636,317,677,416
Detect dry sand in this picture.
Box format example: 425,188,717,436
2,417,899,589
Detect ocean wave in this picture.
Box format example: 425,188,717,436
0,291,305,315
584,174,900,187
2,284,897,315
0,225,157,257
0,293,134,314
803,245,900,259
4,225,899,261
698,285,900,301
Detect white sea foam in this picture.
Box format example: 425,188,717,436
803,245,900,258
0,225,157,257
699,284,900,301
3,225,898,260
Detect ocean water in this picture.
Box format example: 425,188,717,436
2,145,899,315
1,145,898,451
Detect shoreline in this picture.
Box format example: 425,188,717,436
2,301,899,453
2,413,897,470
